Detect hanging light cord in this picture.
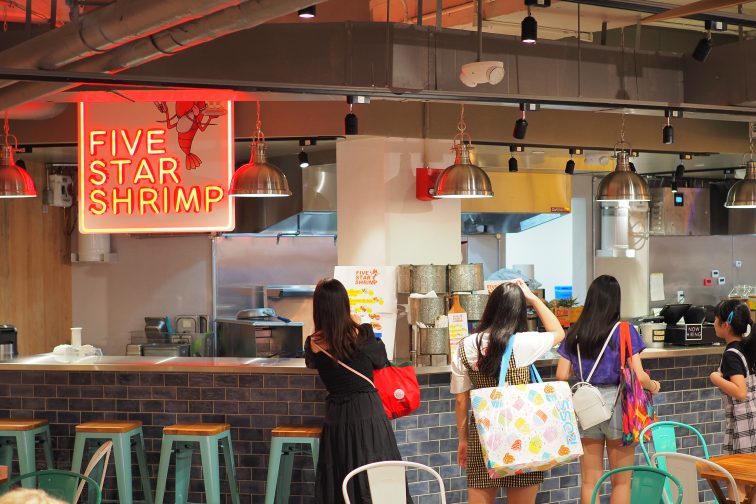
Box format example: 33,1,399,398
3,110,9,148
455,104,471,146
2,110,17,150
254,99,264,144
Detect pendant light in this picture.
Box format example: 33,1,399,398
725,132,756,208
0,112,37,198
230,101,291,198
433,104,493,199
596,117,649,202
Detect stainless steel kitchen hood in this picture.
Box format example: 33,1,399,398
461,172,572,234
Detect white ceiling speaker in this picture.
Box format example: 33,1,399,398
459,61,505,87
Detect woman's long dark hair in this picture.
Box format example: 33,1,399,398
564,275,621,359
312,278,361,361
475,283,528,377
716,299,756,373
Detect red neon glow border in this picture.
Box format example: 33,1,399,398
78,101,235,234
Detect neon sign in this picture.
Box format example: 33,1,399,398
78,100,234,233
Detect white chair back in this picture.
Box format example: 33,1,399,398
341,460,446,504
651,451,740,504
74,440,113,504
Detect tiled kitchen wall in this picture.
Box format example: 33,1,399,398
0,353,724,503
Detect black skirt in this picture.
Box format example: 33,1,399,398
316,390,409,504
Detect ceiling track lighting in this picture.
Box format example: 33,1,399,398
565,147,580,175
344,96,368,136
297,5,316,18
433,104,494,199
0,111,37,198
662,110,675,145
513,103,529,140
521,6,537,44
509,146,519,172
230,102,291,198
692,20,713,63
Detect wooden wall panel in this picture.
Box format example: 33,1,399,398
0,158,72,356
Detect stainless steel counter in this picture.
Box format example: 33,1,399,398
0,345,725,374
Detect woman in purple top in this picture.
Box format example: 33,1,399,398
556,275,661,504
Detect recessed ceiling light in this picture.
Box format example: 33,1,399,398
298,6,316,18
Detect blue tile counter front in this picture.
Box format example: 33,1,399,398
0,349,726,503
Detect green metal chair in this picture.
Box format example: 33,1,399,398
590,466,683,504
0,469,102,504
640,421,711,464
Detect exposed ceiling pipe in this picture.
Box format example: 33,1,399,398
0,0,250,91
0,0,329,111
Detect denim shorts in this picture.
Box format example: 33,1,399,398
579,385,623,441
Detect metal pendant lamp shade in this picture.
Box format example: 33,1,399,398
725,161,756,208
596,151,650,202
0,145,37,198
230,142,291,197
434,143,493,199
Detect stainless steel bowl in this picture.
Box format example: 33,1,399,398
449,263,484,292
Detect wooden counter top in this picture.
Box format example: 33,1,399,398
0,345,724,374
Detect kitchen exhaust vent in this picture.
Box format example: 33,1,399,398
461,172,572,233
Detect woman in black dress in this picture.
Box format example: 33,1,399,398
305,278,405,504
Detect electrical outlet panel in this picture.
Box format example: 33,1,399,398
49,174,73,208
718,277,726,285
704,278,713,286
711,270,720,278
735,260,743,268
677,290,685,303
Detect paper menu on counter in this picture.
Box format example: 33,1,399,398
650,273,665,302
447,311,469,359
334,266,398,358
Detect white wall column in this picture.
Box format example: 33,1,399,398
336,137,462,266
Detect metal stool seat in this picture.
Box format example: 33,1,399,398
265,425,321,504
155,423,240,504
0,418,54,488
71,420,153,504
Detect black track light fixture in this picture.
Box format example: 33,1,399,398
692,20,713,63
565,147,580,175
662,110,675,145
509,145,519,172
513,103,528,140
298,139,315,168
298,5,316,18
672,156,685,193
521,6,537,44
629,161,637,173
298,149,309,168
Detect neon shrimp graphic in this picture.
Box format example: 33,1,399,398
154,101,226,170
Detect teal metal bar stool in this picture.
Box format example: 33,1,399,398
0,419,54,488
265,425,321,504
154,423,240,504
70,420,153,504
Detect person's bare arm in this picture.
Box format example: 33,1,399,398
630,354,661,393
455,392,470,468
556,356,573,381
512,279,565,345
711,372,747,401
